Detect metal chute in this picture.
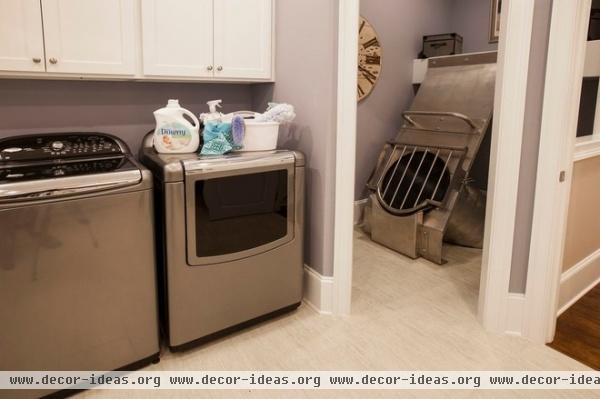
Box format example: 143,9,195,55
363,52,497,264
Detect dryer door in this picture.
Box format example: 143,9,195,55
183,153,295,266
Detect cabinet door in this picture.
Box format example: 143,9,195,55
41,0,136,75
0,0,45,72
213,0,272,79
141,0,213,78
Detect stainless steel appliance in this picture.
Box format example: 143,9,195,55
140,133,304,351
364,52,497,264
0,133,159,399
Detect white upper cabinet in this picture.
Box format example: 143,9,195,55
141,0,214,78
213,0,273,79
0,0,274,81
0,0,45,72
141,0,273,80
41,0,136,75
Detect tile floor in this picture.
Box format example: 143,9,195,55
80,232,598,399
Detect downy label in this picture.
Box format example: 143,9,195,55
157,122,191,150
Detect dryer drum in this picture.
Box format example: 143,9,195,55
377,150,450,215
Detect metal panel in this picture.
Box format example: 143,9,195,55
366,52,497,264
0,190,159,371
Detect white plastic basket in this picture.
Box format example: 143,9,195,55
230,111,280,152
241,120,279,151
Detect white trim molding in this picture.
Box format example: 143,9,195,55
574,135,600,161
524,0,591,343
595,79,600,134
412,59,428,84
558,249,600,315
478,0,536,335
505,293,527,336
303,265,334,314
332,0,359,316
583,40,600,77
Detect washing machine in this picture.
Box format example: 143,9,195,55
140,133,304,351
0,132,159,399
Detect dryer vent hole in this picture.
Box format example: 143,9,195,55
379,151,450,214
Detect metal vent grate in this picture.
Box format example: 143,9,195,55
376,143,466,216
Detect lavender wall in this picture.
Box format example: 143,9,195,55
0,79,253,154
0,1,340,278
356,1,502,200
355,0,454,199
508,0,553,293
450,0,499,53
253,0,339,276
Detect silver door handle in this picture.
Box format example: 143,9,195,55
183,153,295,175
0,183,124,201
207,65,213,71
0,171,141,202
217,66,223,71
32,57,41,63
49,58,58,64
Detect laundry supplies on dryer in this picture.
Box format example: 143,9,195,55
153,99,200,154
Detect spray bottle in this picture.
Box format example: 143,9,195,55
200,99,224,123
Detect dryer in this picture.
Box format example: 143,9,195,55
141,133,305,351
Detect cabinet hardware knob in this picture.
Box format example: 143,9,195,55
32,57,41,63
49,58,58,64
217,66,223,71
207,65,213,71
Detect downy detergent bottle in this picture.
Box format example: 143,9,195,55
153,99,200,153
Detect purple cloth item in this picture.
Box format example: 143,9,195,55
231,115,245,146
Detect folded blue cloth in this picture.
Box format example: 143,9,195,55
200,121,242,155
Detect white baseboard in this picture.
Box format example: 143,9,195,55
303,265,334,314
354,198,368,225
558,248,600,315
505,293,526,336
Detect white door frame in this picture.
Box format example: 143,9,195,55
332,0,359,315
523,0,591,343
332,0,540,332
332,0,590,342
477,0,536,335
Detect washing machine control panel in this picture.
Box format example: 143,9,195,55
0,157,137,183
0,134,123,162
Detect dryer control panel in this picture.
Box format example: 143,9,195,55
0,134,124,162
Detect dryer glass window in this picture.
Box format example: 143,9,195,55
193,170,289,257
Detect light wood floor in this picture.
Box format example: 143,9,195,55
81,232,598,399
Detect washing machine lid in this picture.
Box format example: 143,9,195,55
0,159,142,201
0,133,142,201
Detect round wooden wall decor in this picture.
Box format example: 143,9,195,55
358,16,382,102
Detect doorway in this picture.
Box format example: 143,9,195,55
531,0,600,365
332,0,554,340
